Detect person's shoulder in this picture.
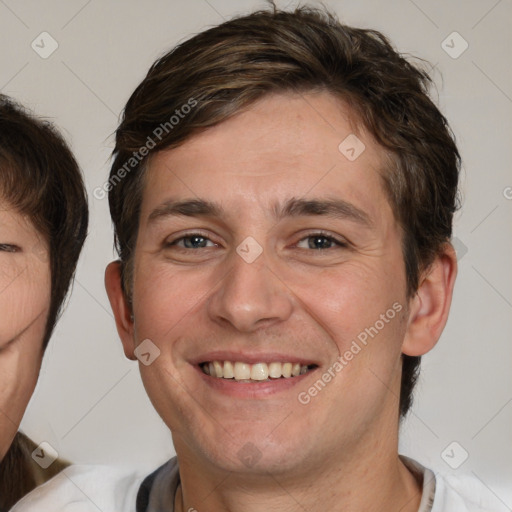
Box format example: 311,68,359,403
401,455,509,512
10,464,148,512
433,471,510,512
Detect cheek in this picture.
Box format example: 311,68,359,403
284,259,406,350
0,345,42,407
138,364,183,433
297,261,408,412
0,265,51,345
0,325,45,458
0,261,50,455
132,257,217,339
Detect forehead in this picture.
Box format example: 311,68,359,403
0,202,27,228
0,200,41,240
141,91,393,225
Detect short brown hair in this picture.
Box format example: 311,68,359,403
0,95,89,348
108,5,460,417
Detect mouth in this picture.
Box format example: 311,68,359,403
200,360,318,382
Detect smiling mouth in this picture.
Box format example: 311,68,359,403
200,361,317,382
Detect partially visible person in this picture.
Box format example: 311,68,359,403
0,94,88,510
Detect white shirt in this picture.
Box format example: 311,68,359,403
10,456,508,511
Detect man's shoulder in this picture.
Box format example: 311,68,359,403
11,463,149,512
402,456,509,512
433,471,510,512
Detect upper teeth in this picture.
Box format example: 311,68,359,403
202,361,310,380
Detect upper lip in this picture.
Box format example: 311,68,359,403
190,351,320,366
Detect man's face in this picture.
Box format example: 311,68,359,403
127,92,411,475
0,204,50,460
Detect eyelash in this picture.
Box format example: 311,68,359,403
165,231,348,251
0,243,20,253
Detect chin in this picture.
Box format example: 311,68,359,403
189,422,308,475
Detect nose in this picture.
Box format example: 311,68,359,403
207,247,294,333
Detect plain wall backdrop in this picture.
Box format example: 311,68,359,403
1,0,510,505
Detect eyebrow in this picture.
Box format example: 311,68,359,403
148,197,373,228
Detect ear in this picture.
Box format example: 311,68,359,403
105,261,136,360
402,243,458,356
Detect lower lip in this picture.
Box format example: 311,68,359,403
194,365,317,399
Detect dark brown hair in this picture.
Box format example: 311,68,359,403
0,95,88,509
108,5,460,418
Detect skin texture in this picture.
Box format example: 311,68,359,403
0,204,50,461
106,91,457,512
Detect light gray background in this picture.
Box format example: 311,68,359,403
1,0,510,506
